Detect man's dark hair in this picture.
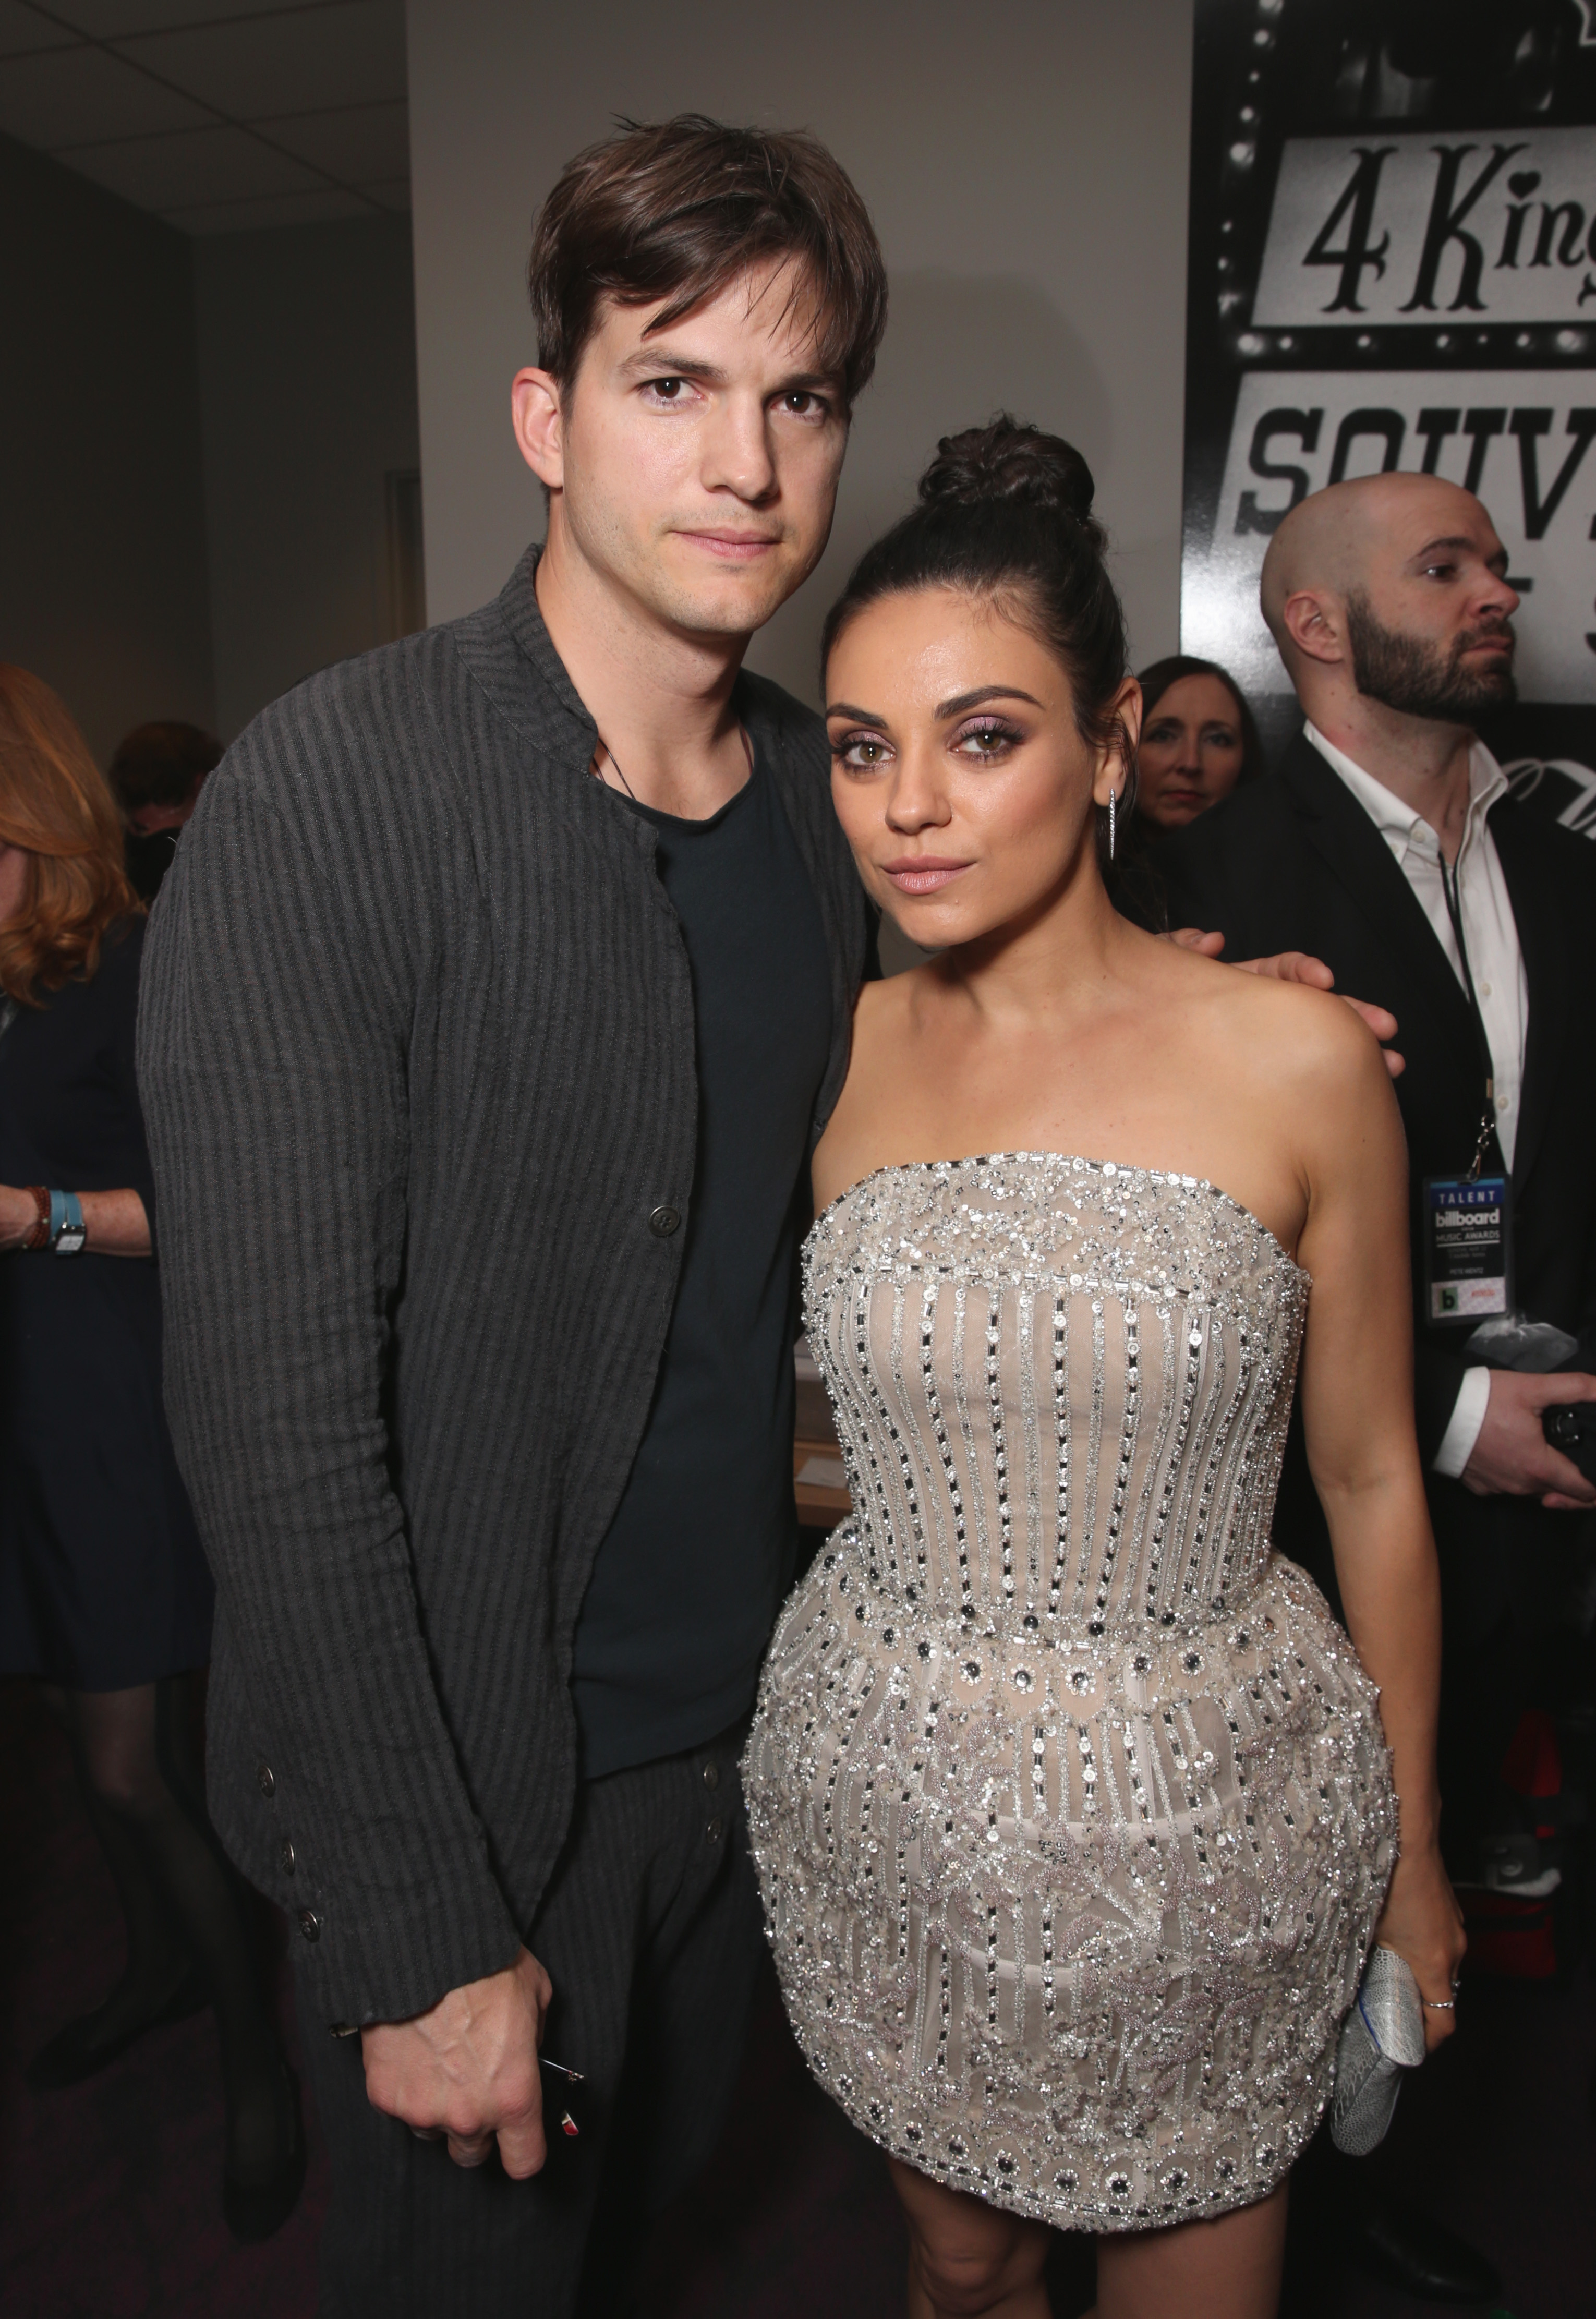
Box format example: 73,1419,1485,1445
107,720,223,816
528,114,888,409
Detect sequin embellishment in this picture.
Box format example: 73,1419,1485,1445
744,1156,1395,2232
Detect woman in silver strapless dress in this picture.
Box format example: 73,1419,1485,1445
749,1152,1393,2227
744,422,1461,2319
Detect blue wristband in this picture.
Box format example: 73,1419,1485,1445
49,1188,86,1255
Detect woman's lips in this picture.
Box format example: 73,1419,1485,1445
878,858,973,895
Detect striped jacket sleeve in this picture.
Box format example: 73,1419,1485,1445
138,717,523,2026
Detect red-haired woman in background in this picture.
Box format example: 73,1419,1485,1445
0,666,301,2240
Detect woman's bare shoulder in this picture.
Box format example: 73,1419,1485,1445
1189,955,1402,1169
1161,938,1383,1071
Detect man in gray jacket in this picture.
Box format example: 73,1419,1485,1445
140,116,886,2314
141,111,1374,2316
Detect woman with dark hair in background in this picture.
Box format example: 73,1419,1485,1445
1109,657,1264,929
0,666,301,2239
745,425,1460,2318
1132,655,1264,835
107,719,223,904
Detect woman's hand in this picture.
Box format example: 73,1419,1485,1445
0,1183,39,1252
1371,1843,1466,2052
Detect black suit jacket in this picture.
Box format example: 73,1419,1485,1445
1158,732,1596,1638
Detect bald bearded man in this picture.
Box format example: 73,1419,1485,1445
1161,472,1596,2303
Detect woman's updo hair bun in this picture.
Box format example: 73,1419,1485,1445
916,419,1103,549
821,415,1131,838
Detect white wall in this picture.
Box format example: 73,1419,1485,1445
406,0,1193,706
194,215,421,740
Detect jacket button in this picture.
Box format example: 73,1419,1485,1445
257,1761,275,1799
706,1815,724,1844
648,1205,681,1238
280,1839,296,1877
702,1762,720,1791
297,1907,322,1943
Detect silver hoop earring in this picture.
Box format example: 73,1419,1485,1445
1108,782,1118,862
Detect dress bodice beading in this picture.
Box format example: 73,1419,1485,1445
749,1153,1393,2231
804,1153,1308,1644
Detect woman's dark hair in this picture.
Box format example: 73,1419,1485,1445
528,114,888,412
1134,655,1265,788
107,719,223,818
821,417,1134,826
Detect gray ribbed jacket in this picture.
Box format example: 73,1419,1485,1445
137,549,870,2027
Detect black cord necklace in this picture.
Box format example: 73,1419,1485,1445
590,741,638,801
590,726,755,807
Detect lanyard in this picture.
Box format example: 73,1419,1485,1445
1436,847,1500,1184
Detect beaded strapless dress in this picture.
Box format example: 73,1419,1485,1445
745,1156,1395,2232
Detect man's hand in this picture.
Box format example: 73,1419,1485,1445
361,1945,552,2176
1462,1370,1596,1511
1169,928,1404,1076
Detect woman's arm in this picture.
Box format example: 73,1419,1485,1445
1292,1005,1465,2048
0,1182,152,1256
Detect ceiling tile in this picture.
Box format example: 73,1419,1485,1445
47,1,313,29
0,41,210,146
165,183,372,233
256,95,406,183
114,0,405,123
0,3,77,59
62,120,323,206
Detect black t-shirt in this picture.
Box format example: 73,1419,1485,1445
570,757,833,1777
125,827,183,903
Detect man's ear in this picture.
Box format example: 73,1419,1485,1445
512,368,564,490
1280,587,1347,669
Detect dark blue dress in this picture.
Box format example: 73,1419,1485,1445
0,915,212,1688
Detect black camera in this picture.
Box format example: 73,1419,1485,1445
1542,1403,1596,1487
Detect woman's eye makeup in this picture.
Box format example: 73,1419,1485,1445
951,716,1023,758
829,713,1025,769
830,730,893,771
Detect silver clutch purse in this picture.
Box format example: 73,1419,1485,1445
1331,1947,1427,2156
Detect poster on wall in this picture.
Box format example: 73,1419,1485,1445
1182,0,1596,834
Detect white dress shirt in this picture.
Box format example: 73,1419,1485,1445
1303,723,1528,1479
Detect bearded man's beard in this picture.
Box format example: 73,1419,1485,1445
1345,590,1517,721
